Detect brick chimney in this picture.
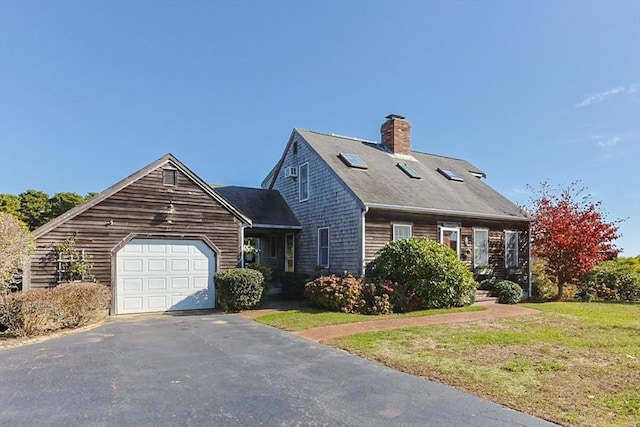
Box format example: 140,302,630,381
380,114,411,154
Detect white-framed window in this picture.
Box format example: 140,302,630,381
440,226,460,258
505,231,519,268
317,227,329,268
393,223,412,240
473,229,489,267
299,162,309,202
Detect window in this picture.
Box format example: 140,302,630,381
299,162,309,201
269,235,277,258
437,168,464,182
393,224,412,240
162,169,177,186
440,226,460,258
505,231,519,268
317,227,329,268
338,153,368,169
397,163,421,179
473,229,489,267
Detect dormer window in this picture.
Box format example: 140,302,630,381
338,153,368,169
397,162,421,179
437,168,463,182
162,169,177,186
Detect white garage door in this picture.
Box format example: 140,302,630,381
115,239,216,314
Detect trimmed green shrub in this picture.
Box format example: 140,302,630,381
214,268,264,312
304,273,363,313
247,263,274,297
281,272,310,300
492,280,524,304
370,237,477,309
580,258,640,302
478,277,500,291
0,282,110,337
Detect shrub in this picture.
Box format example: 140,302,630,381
357,282,393,315
304,273,363,313
247,263,274,297
478,277,500,291
492,280,524,304
580,258,640,302
530,260,557,302
0,282,110,337
370,237,477,309
0,213,35,293
280,272,310,300
214,268,264,312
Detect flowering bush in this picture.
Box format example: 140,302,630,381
304,273,363,313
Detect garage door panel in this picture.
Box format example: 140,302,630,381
116,239,216,314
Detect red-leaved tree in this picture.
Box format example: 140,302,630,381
527,181,622,300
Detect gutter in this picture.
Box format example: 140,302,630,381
365,203,530,223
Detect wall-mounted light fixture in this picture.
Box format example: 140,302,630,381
164,201,175,223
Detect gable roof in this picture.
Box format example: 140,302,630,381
213,185,301,229
286,129,529,222
33,153,251,238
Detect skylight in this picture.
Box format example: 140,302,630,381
338,153,368,169
397,163,421,179
437,168,464,182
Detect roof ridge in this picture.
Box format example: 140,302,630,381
296,128,378,144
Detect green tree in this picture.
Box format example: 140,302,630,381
18,189,51,230
49,192,85,219
0,194,20,217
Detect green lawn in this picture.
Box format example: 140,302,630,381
329,302,640,427
254,305,485,331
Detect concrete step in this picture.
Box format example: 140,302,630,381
475,289,498,303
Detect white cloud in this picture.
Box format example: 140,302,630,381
575,87,626,108
596,136,621,148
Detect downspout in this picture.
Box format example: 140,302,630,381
361,206,369,277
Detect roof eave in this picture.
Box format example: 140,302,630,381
365,203,530,223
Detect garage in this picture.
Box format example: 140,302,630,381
115,239,216,314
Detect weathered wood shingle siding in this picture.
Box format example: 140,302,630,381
271,134,364,274
29,168,242,289
365,209,530,283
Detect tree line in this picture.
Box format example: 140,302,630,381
0,190,96,231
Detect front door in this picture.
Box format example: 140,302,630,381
284,233,295,272
440,227,460,259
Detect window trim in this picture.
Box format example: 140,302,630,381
299,162,309,202
473,228,489,268
317,227,329,268
440,226,461,258
162,168,177,186
505,230,519,268
392,223,413,240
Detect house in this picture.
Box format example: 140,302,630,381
23,114,531,315
263,114,531,293
23,154,300,314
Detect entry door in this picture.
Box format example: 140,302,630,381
440,227,460,259
284,233,295,272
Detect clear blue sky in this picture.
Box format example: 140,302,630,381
1,0,638,255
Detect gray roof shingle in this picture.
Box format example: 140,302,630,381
214,185,301,228
296,129,528,221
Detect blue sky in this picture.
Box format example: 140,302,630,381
1,0,638,255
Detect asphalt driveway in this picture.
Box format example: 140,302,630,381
0,312,556,426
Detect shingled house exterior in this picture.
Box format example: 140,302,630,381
23,115,531,315
263,114,531,294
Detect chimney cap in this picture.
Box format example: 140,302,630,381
385,113,406,120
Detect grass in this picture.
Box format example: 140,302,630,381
254,304,485,331
329,302,640,427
